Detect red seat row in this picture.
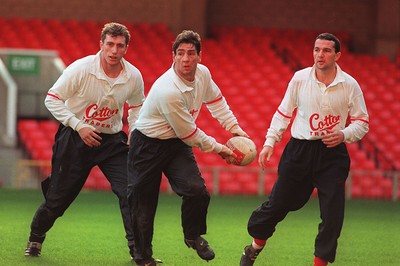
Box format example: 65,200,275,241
8,18,399,198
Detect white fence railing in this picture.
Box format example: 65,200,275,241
14,159,400,201
198,166,400,202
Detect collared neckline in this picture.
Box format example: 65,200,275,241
170,63,196,92
311,63,346,87
89,51,129,83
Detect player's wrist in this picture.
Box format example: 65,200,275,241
75,121,96,132
213,143,223,154
264,137,276,148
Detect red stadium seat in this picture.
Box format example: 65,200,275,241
38,120,60,141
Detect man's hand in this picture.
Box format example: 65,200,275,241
78,127,102,147
258,145,273,170
218,144,237,164
322,130,344,148
230,124,249,138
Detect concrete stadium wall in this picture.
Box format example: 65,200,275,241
0,0,208,37
0,0,398,59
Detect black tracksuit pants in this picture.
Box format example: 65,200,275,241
29,125,134,247
127,129,210,262
247,138,350,263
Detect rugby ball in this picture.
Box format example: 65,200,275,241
225,136,257,166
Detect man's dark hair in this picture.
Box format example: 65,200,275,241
172,30,201,54
101,22,131,46
316,33,341,53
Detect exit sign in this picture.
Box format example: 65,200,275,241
8,54,40,75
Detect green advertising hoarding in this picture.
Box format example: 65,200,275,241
7,54,40,75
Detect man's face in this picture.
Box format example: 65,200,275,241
100,34,128,66
313,39,341,70
173,43,201,81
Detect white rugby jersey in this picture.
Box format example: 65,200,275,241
136,63,238,153
45,51,145,134
264,64,369,147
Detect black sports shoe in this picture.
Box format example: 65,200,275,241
130,245,163,265
184,236,215,261
130,245,163,264
24,241,42,257
240,245,263,266
136,258,163,266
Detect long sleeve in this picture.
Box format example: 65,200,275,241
204,80,238,132
44,66,82,130
264,83,296,147
341,83,369,143
126,73,145,134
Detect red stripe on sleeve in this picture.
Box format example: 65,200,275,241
228,124,238,131
47,93,61,100
277,109,292,119
181,128,198,140
350,118,369,124
205,96,223,105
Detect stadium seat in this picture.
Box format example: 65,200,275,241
38,120,59,141
26,138,53,160
18,119,39,132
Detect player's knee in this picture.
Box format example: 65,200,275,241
189,182,209,198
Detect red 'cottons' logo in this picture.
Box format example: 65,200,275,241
309,113,340,135
85,104,118,122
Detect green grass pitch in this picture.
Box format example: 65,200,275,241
0,189,399,265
